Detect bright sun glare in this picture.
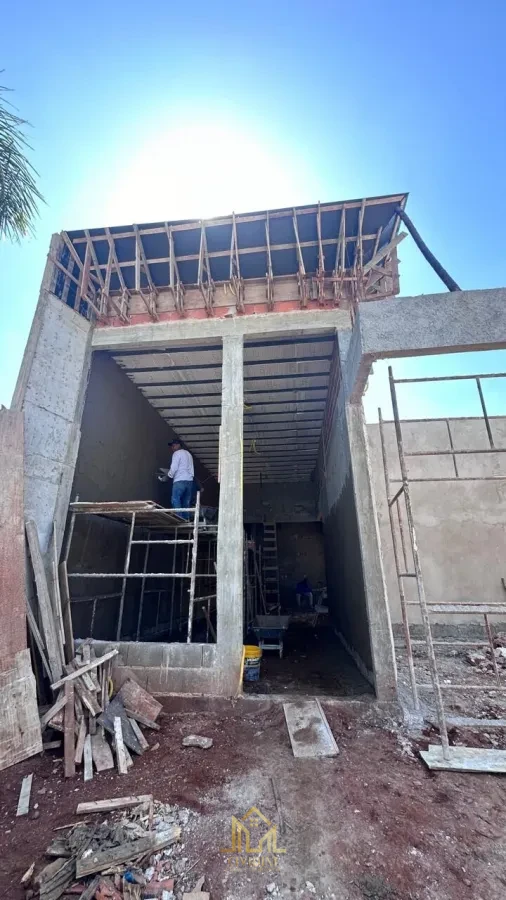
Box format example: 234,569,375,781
102,122,305,225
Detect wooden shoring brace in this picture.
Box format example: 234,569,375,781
165,222,186,317
332,206,346,306
265,210,274,310
229,212,245,313
104,228,131,322
133,224,159,321
292,208,308,308
84,230,106,317
186,491,201,643
198,222,215,316
315,201,326,306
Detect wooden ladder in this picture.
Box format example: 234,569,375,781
263,523,280,613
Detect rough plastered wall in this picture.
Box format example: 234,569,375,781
243,481,317,522
368,417,506,626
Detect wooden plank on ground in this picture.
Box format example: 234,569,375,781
64,681,75,777
128,717,149,752
51,648,118,689
16,773,33,816
38,856,75,900
76,795,152,815
124,707,160,731
98,696,143,754
420,744,506,773
90,731,114,772
83,734,93,781
80,875,101,900
113,717,128,775
76,828,181,878
74,717,87,765
283,699,339,759
26,520,62,683
117,679,162,722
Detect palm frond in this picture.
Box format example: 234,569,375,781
0,84,44,242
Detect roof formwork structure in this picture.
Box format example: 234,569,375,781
51,193,408,325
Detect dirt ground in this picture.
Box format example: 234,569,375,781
243,625,373,698
2,698,506,900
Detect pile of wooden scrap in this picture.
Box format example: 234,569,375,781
40,666,163,781
20,794,209,900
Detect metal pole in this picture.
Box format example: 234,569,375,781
170,529,177,637
187,492,201,642
136,530,150,641
378,408,419,709
476,378,495,448
445,419,459,478
388,367,450,757
116,512,136,641
395,206,461,292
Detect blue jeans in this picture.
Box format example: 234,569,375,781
171,480,193,519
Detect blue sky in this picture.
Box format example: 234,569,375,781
1,0,505,418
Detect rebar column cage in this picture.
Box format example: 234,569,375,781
379,368,506,761
65,497,218,644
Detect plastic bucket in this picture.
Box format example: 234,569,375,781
243,645,262,682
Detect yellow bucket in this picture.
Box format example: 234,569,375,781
243,645,262,682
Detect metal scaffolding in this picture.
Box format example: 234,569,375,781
380,367,506,766
65,498,217,643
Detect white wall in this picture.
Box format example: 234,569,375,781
368,416,506,624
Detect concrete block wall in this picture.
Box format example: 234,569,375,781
368,417,506,625
91,640,218,695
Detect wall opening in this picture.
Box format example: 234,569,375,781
66,348,221,649
240,331,374,698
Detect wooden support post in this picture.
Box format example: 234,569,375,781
58,562,74,662
64,682,75,777
216,336,244,694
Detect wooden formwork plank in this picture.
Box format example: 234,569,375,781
26,520,62,683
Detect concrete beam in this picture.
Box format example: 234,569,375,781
347,287,506,401
216,335,244,696
92,309,348,351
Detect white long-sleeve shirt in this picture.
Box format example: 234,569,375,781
168,448,194,482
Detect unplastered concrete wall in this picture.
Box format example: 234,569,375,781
318,392,373,680
11,287,93,556
243,481,317,522
368,417,506,625
277,522,325,607
73,351,179,503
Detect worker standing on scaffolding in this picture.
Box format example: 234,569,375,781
167,439,194,520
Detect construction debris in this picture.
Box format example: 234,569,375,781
20,799,201,900
181,736,213,750
17,773,33,816
40,660,161,781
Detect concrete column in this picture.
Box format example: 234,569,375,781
216,335,244,695
346,403,398,700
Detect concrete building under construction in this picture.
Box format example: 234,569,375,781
3,193,506,770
